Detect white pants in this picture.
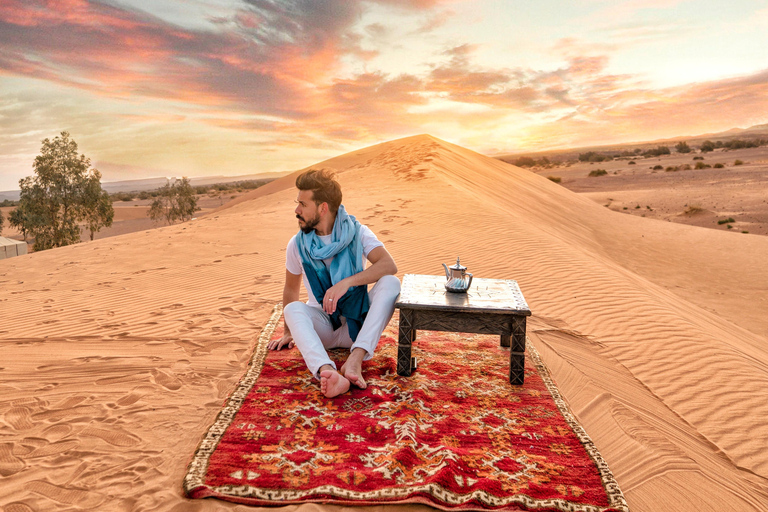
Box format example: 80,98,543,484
283,275,401,379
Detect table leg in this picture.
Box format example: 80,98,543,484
397,309,415,376
509,315,526,385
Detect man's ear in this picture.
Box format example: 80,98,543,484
320,202,329,216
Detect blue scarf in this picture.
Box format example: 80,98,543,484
297,205,370,341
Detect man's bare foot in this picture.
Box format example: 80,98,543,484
320,370,350,398
340,360,367,389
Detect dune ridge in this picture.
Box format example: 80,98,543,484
1,134,767,511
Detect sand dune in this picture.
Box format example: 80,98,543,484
1,134,767,511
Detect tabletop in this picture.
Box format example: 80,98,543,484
395,274,531,315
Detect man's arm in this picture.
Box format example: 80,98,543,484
268,269,302,350
322,246,397,314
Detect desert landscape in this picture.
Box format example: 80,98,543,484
2,134,768,511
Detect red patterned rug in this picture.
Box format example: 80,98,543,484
184,305,628,511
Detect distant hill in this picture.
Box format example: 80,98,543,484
0,171,289,202
495,123,768,164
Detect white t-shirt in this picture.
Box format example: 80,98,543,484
286,224,384,307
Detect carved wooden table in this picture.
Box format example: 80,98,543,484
395,274,532,385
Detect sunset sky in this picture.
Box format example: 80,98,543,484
2,0,768,190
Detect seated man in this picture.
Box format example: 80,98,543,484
268,168,400,397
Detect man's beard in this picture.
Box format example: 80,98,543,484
297,212,320,234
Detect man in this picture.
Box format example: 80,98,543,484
268,168,400,398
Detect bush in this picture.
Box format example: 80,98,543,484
713,163,725,168
734,160,744,165
700,140,715,152
665,166,679,172
675,141,692,153
628,160,636,165
693,156,704,160
642,146,671,158
684,204,703,214
547,176,561,183
694,161,711,170
717,217,735,225
111,191,136,202
579,151,611,163
588,169,608,177
653,165,663,170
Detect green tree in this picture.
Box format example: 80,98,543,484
82,170,114,240
700,140,715,152
16,131,114,250
675,141,692,153
148,177,198,225
0,208,4,235
8,206,31,241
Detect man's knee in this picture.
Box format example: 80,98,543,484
283,301,310,322
371,274,401,302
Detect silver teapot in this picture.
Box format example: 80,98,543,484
442,257,473,293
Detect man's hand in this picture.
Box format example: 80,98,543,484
323,280,350,314
268,331,295,350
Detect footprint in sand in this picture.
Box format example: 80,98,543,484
4,406,35,430
24,480,104,508
115,385,153,407
151,369,182,391
2,503,35,512
0,442,26,476
22,439,80,459
80,427,141,448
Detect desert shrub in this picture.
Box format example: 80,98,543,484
579,151,611,163
675,141,692,153
727,224,733,229
634,205,641,209
642,146,671,157
684,204,703,214
512,156,536,167
111,192,136,202
700,140,715,152
0,199,19,207
653,165,663,170
681,164,692,170
588,169,608,177
717,217,736,225
693,156,704,160
628,160,636,165
547,176,561,183
694,161,711,170
713,163,725,168
734,159,744,165
665,166,678,172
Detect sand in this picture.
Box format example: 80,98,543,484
1,134,767,511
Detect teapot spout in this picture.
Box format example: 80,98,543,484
442,263,450,280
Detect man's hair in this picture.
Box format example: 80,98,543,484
295,168,342,213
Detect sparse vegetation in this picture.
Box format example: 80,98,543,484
653,165,663,170
684,204,704,214
717,217,736,225
700,140,715,152
148,177,199,226
579,151,611,163
734,160,744,165
547,176,561,183
588,169,608,177
628,160,636,165
675,141,692,153
642,146,671,158
693,156,704,160
713,163,725,168
695,161,711,170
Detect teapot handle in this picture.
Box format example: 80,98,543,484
466,272,473,289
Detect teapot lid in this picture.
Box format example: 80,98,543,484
449,257,466,271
